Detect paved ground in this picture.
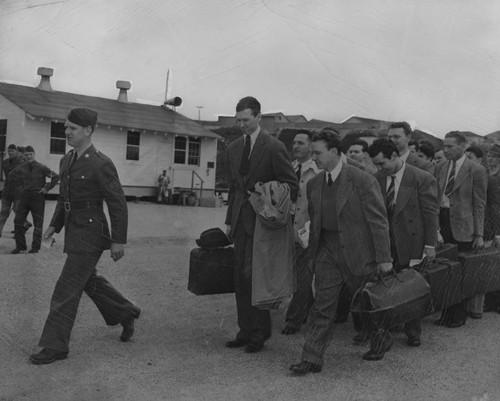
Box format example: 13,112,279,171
0,201,499,401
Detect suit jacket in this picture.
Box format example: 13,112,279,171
376,164,439,266
434,158,487,242
50,144,128,253
307,163,391,276
485,172,500,240
407,152,435,175
225,130,299,237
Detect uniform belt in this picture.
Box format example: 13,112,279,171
64,201,102,212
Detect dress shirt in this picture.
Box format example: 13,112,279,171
14,161,59,193
385,162,406,201
441,154,467,208
325,160,343,184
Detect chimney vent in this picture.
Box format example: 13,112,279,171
37,67,53,91
116,80,131,103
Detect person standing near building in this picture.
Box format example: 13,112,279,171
281,130,320,335
29,108,140,365
0,144,23,237
290,130,392,376
11,146,59,254
157,169,171,203
225,96,298,354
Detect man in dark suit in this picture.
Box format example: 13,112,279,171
225,97,299,354
29,108,140,365
434,131,487,328
368,138,439,347
289,130,393,376
388,122,434,174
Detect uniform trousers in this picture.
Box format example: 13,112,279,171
285,244,314,329
15,192,44,250
0,195,16,234
302,231,370,366
39,251,137,353
232,219,271,344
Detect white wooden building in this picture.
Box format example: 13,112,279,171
0,68,221,200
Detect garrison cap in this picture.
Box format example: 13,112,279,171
489,144,500,157
67,108,98,128
7,144,17,150
25,145,35,153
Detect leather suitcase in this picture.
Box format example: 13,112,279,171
458,248,500,299
351,269,433,330
188,247,235,295
436,243,458,261
415,258,462,311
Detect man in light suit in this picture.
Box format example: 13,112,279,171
290,130,393,376
225,96,299,354
434,131,487,328
388,122,435,174
368,138,439,347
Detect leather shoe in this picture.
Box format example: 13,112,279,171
11,248,26,254
363,337,394,361
281,326,299,335
244,341,264,353
406,337,421,347
120,308,140,342
445,320,465,328
353,331,370,344
469,312,482,319
225,338,250,348
289,361,322,376
29,348,68,365
28,249,39,254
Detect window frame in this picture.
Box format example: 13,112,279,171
126,130,141,161
49,121,66,155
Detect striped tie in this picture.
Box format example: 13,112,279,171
386,175,396,217
444,161,456,198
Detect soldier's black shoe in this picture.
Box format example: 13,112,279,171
120,308,141,342
289,361,322,376
225,338,250,348
407,336,421,347
363,337,394,361
28,249,39,254
244,341,264,353
29,348,68,365
11,248,26,254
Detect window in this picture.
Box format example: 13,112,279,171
174,136,201,165
126,131,140,161
50,122,66,154
0,119,6,152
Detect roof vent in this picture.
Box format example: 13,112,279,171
37,67,53,91
116,80,131,103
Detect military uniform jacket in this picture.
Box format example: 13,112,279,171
50,144,128,253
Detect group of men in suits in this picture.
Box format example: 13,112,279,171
224,97,489,377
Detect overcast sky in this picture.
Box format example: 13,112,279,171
1,0,499,137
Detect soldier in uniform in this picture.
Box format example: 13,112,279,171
29,108,140,365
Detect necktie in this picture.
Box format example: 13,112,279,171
327,172,333,186
444,161,456,198
386,175,396,217
239,135,251,176
296,163,302,181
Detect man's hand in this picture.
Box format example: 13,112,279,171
423,246,436,262
43,226,56,239
110,243,125,262
437,231,444,246
472,235,484,251
39,188,48,195
377,262,393,274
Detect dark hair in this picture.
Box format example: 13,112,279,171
466,146,483,159
349,139,368,153
312,130,342,154
445,131,467,145
408,140,420,151
294,130,313,141
236,96,261,116
7,144,17,150
418,143,435,160
389,121,412,137
367,138,400,159
25,145,35,153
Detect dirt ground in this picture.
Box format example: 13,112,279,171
0,201,499,401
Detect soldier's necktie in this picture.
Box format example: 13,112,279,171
386,175,396,217
239,135,251,176
327,172,333,186
444,161,456,198
296,163,302,182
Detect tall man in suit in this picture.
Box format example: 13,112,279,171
29,108,140,365
388,122,434,174
225,97,299,353
282,130,320,335
368,138,439,347
290,130,393,376
434,131,487,328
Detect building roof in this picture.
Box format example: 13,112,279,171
0,82,221,139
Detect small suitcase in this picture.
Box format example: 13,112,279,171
436,243,459,261
415,258,462,311
458,248,500,299
188,247,235,295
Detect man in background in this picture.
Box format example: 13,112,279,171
0,144,23,237
346,139,377,175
